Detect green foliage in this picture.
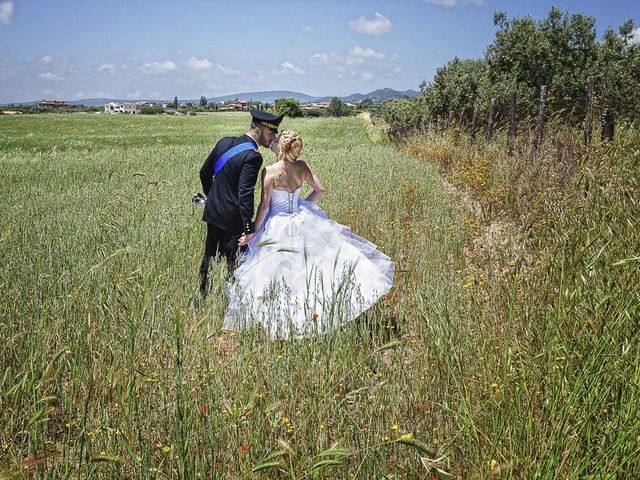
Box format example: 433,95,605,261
358,99,374,111
486,7,599,117
424,57,489,118
326,97,350,117
598,21,640,120
139,105,164,115
274,97,304,118
382,8,639,133
199,96,207,108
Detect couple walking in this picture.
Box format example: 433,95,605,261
199,110,394,339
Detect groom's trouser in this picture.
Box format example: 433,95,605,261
199,223,243,292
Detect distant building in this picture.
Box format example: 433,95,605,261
137,102,159,108
219,100,248,111
301,102,330,110
38,99,68,107
104,102,139,114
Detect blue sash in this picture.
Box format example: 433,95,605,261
214,142,257,175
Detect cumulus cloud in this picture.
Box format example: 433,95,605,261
349,12,392,35
424,0,486,7
186,56,213,70
361,72,374,81
0,1,13,25
301,25,313,33
39,72,66,81
98,63,116,74
141,60,177,74
39,55,54,64
273,61,305,75
215,64,239,76
346,46,387,65
309,53,331,65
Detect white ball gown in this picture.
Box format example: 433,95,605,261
223,187,394,339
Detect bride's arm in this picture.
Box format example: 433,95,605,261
304,163,326,203
254,168,273,231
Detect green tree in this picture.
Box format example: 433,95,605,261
140,105,164,115
326,97,349,117
486,8,599,117
172,96,178,109
274,98,304,118
597,20,640,124
199,96,207,107
359,99,374,111
423,57,489,119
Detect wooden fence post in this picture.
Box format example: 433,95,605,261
453,107,463,143
447,110,455,129
534,85,547,149
485,98,496,143
601,110,615,142
471,103,479,144
508,90,517,148
584,76,594,146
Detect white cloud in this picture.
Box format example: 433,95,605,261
424,0,486,7
215,64,239,76
349,12,392,35
184,57,238,75
39,55,54,65
273,61,305,75
98,63,116,74
0,1,13,25
39,72,66,81
141,60,177,74
301,25,313,33
631,28,640,45
186,56,213,70
361,72,374,81
309,53,330,65
347,46,387,65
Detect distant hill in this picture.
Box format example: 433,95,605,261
316,88,420,104
206,91,317,104
3,88,420,107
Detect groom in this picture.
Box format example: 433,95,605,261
198,109,284,295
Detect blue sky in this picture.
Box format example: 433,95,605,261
0,0,637,103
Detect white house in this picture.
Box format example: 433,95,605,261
104,102,139,114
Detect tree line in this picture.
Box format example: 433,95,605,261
381,8,640,139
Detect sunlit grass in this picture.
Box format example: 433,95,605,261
1,113,467,478
1,113,637,478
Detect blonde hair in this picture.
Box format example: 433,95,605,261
277,130,303,163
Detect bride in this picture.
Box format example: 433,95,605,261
223,130,394,339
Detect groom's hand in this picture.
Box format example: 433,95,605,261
238,232,254,247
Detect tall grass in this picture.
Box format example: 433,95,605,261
1,113,637,478
399,121,640,477
1,113,466,478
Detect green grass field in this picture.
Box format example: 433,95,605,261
1,113,470,478
1,113,638,479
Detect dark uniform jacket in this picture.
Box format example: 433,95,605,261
200,134,262,234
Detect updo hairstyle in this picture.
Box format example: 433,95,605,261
277,130,303,163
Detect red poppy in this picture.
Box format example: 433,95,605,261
385,293,392,301
407,188,414,193
239,443,249,453
311,313,319,321
243,410,252,418
199,404,209,414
